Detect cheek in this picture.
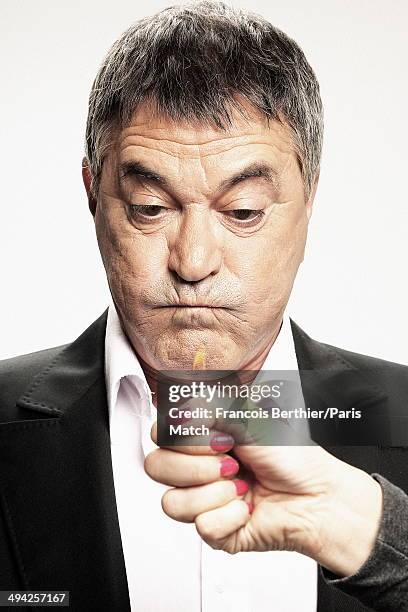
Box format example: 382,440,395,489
231,205,307,300
95,205,167,304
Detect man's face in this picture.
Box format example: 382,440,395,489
87,100,314,371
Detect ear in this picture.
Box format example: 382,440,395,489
82,157,97,216
305,169,320,221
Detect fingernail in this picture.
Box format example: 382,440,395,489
246,501,254,514
234,479,249,496
220,456,239,477
210,433,234,452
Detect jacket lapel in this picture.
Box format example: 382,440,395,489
0,311,130,611
290,319,391,448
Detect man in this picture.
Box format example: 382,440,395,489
0,2,407,611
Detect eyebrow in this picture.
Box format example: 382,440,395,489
119,159,280,196
120,161,168,186
218,162,280,193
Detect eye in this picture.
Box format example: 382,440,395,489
224,209,265,223
128,204,166,218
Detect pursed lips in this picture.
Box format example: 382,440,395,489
151,300,231,309
163,304,224,308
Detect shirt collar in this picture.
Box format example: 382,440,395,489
104,302,154,426
261,314,300,372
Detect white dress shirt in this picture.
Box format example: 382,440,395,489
105,303,318,612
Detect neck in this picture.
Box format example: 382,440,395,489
235,317,283,385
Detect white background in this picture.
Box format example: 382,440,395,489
1,0,407,363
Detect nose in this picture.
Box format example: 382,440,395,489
168,206,222,283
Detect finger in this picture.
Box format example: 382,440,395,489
213,401,311,447
151,421,235,455
144,448,240,487
195,498,251,546
161,478,250,522
156,395,250,446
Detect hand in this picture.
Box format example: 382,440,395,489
144,422,383,577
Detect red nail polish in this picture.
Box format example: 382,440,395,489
210,434,234,452
220,456,239,477
234,479,249,496
246,501,254,514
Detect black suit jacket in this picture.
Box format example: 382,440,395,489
1,311,407,611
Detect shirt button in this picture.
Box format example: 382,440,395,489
215,584,224,594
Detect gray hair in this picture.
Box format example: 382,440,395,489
85,0,323,199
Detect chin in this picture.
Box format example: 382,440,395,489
151,331,241,372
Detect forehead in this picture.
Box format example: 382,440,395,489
114,99,297,172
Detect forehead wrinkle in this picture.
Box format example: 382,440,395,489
119,134,261,159
120,127,253,146
118,120,293,156
119,140,293,163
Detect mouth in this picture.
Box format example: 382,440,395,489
154,303,226,329
160,304,225,308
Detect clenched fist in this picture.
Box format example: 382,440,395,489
144,419,383,578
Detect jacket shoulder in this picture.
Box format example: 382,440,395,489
0,345,67,417
290,319,408,400
324,341,408,372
